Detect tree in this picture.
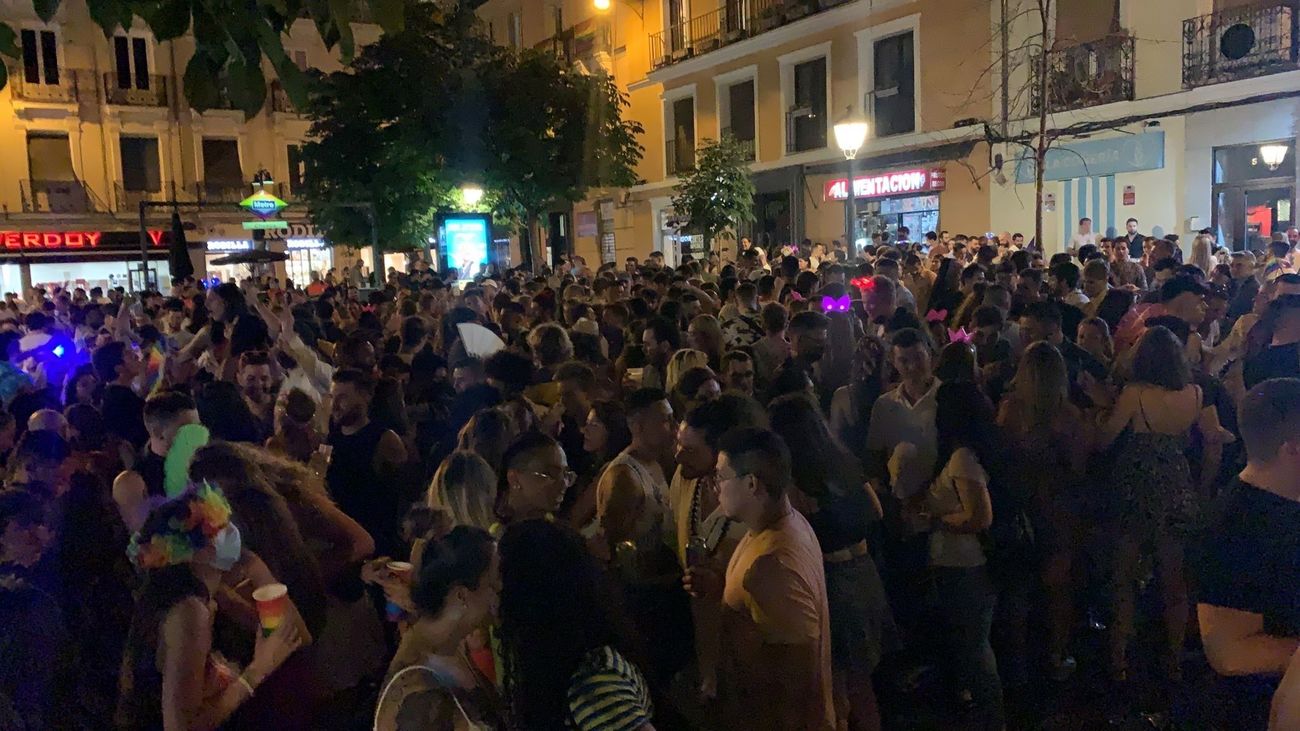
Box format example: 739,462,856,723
0,0,405,115
670,135,756,255
300,3,644,259
483,49,643,268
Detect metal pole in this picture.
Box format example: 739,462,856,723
138,199,149,293
368,204,381,287
845,155,857,253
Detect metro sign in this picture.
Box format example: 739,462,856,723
1,230,168,250
240,190,288,220
823,168,947,201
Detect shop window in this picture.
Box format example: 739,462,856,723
112,35,151,90
27,133,75,181
872,32,915,137
789,58,827,153
120,137,161,192
1213,141,1296,185
21,29,60,85
287,144,307,195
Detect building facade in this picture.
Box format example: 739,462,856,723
0,0,379,294
990,0,1299,254
477,0,995,265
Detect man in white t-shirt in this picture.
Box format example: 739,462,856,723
1068,217,1098,255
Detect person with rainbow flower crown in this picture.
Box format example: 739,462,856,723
115,483,305,730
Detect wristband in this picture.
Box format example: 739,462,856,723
236,674,255,697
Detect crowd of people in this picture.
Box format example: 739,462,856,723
1,221,1299,731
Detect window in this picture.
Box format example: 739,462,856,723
287,144,307,193
872,32,915,136
202,139,243,183
21,29,59,85
553,5,563,35
508,13,522,49
789,57,827,153
727,81,756,143
120,137,161,192
667,95,696,174
27,133,75,180
113,35,151,89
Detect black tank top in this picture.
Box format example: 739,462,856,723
326,420,399,554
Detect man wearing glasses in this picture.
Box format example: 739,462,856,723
686,427,834,730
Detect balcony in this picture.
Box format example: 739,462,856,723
650,0,849,69
270,82,299,114
9,69,80,104
195,181,249,203
1030,34,1135,114
103,73,168,106
20,179,94,213
113,183,173,212
1182,1,1299,88
721,127,756,161
666,138,695,176
540,24,613,75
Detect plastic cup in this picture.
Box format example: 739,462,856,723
387,561,413,582
252,583,288,637
626,367,644,385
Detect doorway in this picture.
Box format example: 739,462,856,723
1211,140,1296,251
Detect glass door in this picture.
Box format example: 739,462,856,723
1215,184,1296,251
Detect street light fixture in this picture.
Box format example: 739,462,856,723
462,185,485,207
833,107,869,251
592,0,642,18
252,167,274,188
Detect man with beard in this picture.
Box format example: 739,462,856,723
669,397,759,704
639,316,682,391
325,368,407,555
237,350,276,440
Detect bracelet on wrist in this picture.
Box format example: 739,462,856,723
236,674,255,697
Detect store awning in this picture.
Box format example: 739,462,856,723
802,139,979,178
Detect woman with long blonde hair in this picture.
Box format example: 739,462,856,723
428,450,498,532
996,342,1090,682
664,348,710,394
1189,233,1214,276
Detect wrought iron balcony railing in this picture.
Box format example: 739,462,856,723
721,127,756,161
9,68,80,103
113,183,175,212
20,179,94,213
195,181,249,203
650,0,849,69
665,138,695,176
539,24,612,74
1182,1,1299,88
1031,34,1135,114
270,81,299,114
104,73,168,106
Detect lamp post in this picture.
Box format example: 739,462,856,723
833,107,869,252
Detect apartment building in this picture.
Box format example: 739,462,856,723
478,0,995,264
991,0,1299,253
1,1,379,294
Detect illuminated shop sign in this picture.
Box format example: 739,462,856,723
206,239,254,252
286,237,327,250
823,168,947,201
0,230,169,250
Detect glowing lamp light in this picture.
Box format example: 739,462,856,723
1260,144,1289,171
462,185,485,207
593,0,611,10
833,116,869,160
52,344,65,358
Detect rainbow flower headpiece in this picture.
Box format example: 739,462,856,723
127,482,232,569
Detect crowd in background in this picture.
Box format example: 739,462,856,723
1,219,1300,730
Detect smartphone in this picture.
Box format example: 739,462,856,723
686,536,710,568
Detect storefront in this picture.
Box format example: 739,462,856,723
824,167,947,245
1210,139,1295,251
0,229,179,296
283,237,333,286
205,239,255,284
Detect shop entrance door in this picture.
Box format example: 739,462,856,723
1214,184,1296,252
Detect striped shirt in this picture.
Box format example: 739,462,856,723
566,646,653,731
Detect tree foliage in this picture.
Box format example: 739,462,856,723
0,0,405,115
300,2,644,253
670,135,756,250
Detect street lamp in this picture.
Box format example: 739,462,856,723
593,0,611,9
833,107,869,251
592,0,642,17
252,167,274,188
462,185,485,207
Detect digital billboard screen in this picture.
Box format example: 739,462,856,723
441,215,490,280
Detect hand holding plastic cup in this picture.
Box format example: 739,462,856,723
385,562,413,622
252,583,289,638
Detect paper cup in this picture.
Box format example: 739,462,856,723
387,561,413,583
252,583,288,637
